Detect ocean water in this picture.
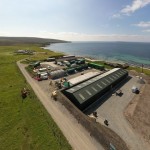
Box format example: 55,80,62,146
45,42,150,67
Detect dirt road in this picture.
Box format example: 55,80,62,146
17,61,104,150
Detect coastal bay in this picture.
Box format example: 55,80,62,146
46,42,150,68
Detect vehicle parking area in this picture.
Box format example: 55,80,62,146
41,61,102,79
37,67,101,93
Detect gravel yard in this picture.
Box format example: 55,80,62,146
85,75,150,150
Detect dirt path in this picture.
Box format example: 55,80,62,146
17,61,104,150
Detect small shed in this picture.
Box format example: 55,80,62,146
67,68,76,74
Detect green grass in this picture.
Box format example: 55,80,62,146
0,45,71,150
127,66,150,76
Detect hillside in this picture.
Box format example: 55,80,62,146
0,36,68,46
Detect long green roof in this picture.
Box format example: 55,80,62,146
65,68,128,104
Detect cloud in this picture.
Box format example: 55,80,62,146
134,21,150,27
112,0,150,18
134,21,150,32
121,0,150,15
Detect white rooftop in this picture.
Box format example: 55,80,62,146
68,72,99,85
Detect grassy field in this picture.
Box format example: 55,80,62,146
0,45,71,150
127,66,150,76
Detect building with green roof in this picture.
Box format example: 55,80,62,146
62,68,128,111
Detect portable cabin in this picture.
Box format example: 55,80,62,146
70,63,77,68
88,63,104,70
75,66,83,71
39,68,47,72
76,59,85,65
67,68,76,74
64,61,71,67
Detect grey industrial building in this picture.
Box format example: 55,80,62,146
63,68,128,111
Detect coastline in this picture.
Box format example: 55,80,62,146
45,42,150,69
43,46,150,74
50,49,150,70
84,56,150,70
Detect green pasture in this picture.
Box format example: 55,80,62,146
0,45,71,150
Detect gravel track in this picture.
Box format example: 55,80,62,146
17,61,104,150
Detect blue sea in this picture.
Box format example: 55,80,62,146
45,42,150,68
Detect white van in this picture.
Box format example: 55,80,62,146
40,72,48,80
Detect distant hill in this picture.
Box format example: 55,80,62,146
0,36,69,46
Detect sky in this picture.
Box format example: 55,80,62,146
0,0,150,42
